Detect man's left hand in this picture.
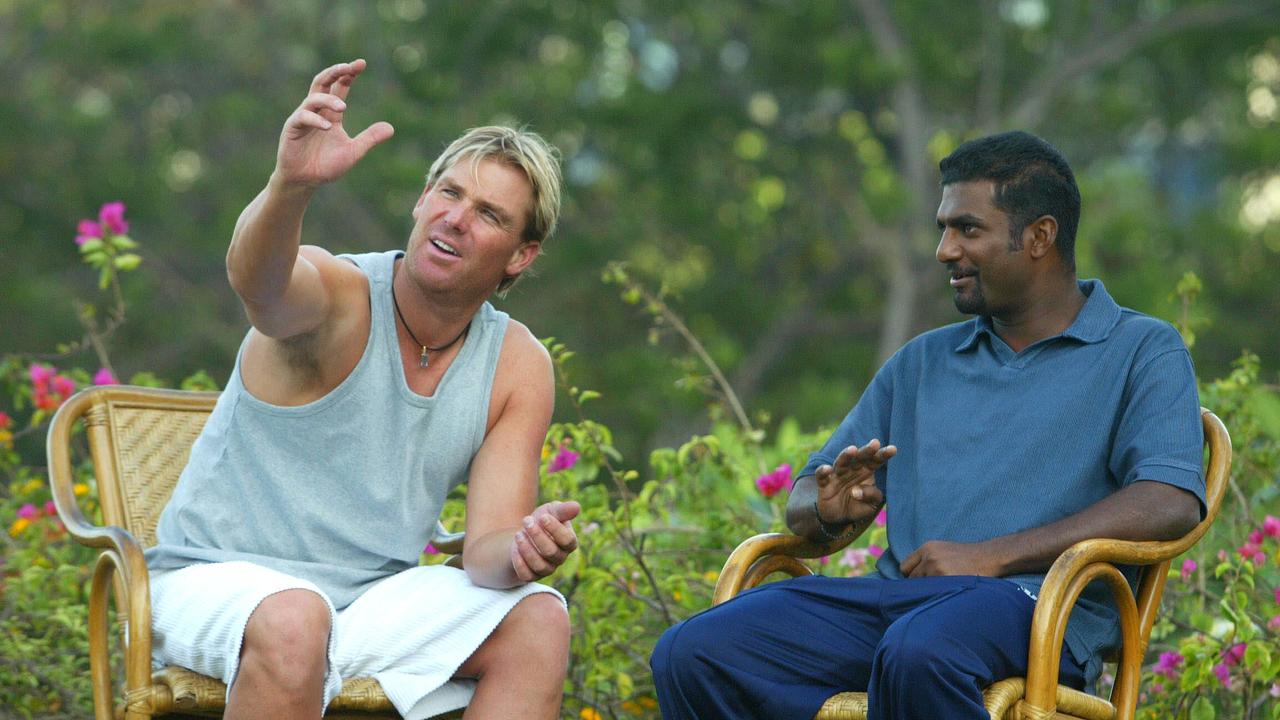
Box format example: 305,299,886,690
900,540,1001,578
511,500,581,582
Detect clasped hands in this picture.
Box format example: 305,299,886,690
510,500,581,582
815,440,997,577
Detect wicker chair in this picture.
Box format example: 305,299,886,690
47,385,467,720
711,407,1231,720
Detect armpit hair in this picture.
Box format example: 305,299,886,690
279,329,323,382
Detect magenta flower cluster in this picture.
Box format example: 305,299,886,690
755,463,793,497
547,444,580,474
1236,514,1280,565
28,364,76,412
75,201,129,246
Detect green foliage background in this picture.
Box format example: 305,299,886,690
5,0,1280,455
4,0,1280,718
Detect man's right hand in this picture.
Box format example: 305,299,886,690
814,439,895,526
274,59,395,189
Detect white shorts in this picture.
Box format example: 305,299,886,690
150,561,563,719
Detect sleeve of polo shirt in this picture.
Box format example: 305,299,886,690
1109,342,1206,518
798,360,895,491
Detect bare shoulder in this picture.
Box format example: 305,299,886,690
298,244,368,299
487,318,553,430
499,319,552,371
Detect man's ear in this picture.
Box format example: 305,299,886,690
505,241,542,276
411,184,432,221
1026,215,1058,259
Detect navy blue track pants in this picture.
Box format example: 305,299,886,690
651,574,1087,720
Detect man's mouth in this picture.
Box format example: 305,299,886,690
949,269,976,288
430,237,460,257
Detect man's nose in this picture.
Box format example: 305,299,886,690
444,203,470,231
935,231,959,264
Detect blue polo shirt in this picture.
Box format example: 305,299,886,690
800,279,1204,678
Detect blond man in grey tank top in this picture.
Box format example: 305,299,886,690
201,59,577,718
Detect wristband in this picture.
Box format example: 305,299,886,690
813,500,852,542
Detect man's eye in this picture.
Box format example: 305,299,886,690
441,188,459,198
481,208,500,223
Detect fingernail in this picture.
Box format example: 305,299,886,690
523,517,535,529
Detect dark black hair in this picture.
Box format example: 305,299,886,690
939,131,1081,269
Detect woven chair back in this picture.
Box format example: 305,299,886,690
79,387,219,549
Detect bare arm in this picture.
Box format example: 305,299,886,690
227,59,394,338
899,480,1202,578
462,325,578,588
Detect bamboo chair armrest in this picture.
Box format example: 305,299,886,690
46,389,157,719
1021,540,1148,716
713,527,866,605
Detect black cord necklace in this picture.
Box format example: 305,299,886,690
390,279,471,369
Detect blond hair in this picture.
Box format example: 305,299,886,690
426,126,562,292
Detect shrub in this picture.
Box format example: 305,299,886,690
1,212,1277,720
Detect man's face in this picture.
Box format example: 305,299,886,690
405,155,539,295
935,180,1030,318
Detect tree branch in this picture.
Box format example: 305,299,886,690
1009,1,1278,128
976,0,1006,132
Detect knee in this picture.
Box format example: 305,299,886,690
874,619,952,681
651,612,714,680
240,589,331,687
502,593,570,661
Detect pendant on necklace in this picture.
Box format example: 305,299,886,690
418,346,430,369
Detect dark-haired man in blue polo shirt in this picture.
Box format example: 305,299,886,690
651,131,1205,719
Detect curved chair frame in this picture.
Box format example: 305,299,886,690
712,408,1231,720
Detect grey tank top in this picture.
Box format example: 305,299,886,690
145,250,508,609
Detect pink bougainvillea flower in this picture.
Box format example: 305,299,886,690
1238,542,1265,565
51,375,76,398
33,389,59,411
547,445,580,473
1154,651,1183,679
1150,682,1164,694
1213,662,1231,686
1268,615,1280,632
28,363,55,387
1274,587,1280,605
0,411,10,430
1249,529,1265,546
874,507,887,526
93,367,119,385
840,547,873,571
1265,515,1280,539
75,219,103,246
754,463,793,498
16,503,38,521
422,543,439,555
1272,682,1280,698
868,544,884,558
1221,642,1247,666
1180,558,1197,581
44,500,57,517
99,201,128,235
818,554,829,566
